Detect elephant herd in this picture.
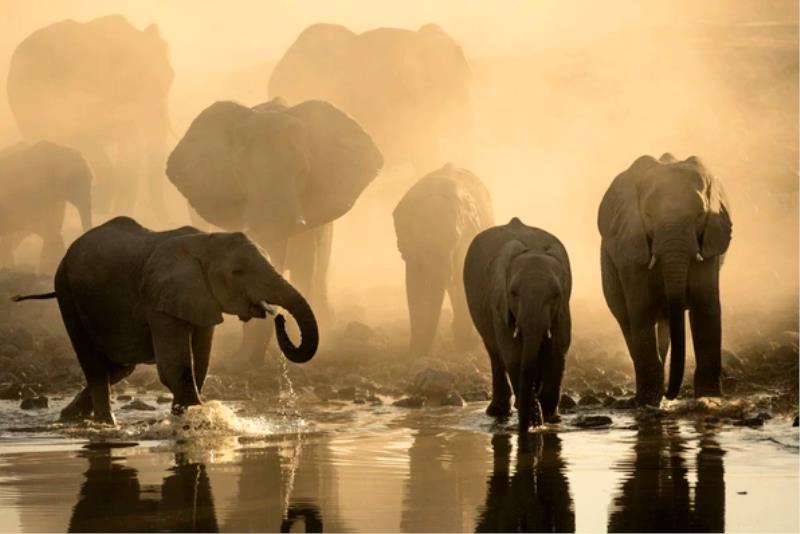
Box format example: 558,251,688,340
5,16,733,431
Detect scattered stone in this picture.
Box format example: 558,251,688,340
367,394,383,406
559,394,576,410
120,399,157,411
792,415,798,427
611,397,637,410
413,368,456,398
578,394,602,407
637,406,667,420
603,396,617,407
733,417,764,427
116,394,133,402
461,389,490,402
393,396,425,408
442,392,465,407
156,395,171,404
573,415,613,428
19,395,48,410
0,383,22,400
353,396,366,405
756,411,773,421
610,386,626,397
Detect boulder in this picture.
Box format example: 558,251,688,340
559,394,576,410
442,392,465,407
573,415,612,428
578,395,602,407
20,395,48,410
120,399,157,411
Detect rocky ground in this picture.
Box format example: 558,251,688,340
1,268,797,427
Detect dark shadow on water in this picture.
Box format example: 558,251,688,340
475,432,575,533
68,446,218,532
607,420,725,533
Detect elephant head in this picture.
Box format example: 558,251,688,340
598,153,732,398
140,231,318,363
491,231,571,431
167,98,382,265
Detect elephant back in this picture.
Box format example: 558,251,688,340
167,101,252,229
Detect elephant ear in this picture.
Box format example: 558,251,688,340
166,101,252,229
690,157,732,258
490,239,527,329
598,155,659,265
140,234,223,327
286,100,383,227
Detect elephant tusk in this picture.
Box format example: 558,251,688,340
648,255,657,270
695,252,704,262
546,328,552,339
512,325,520,339
258,300,277,316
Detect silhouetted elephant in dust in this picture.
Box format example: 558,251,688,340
393,163,493,357
167,98,381,365
476,433,575,532
598,153,732,405
12,216,317,424
7,15,174,222
269,23,472,173
0,141,92,273
464,218,572,432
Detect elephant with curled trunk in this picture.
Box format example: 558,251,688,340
0,141,92,273
598,153,732,405
464,218,572,432
7,15,174,222
269,23,472,173
167,98,382,364
11,216,318,424
393,163,493,356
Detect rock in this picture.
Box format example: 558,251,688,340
116,394,133,402
733,417,764,427
120,399,157,411
156,395,171,404
461,389,490,402
413,368,456,398
353,396,366,405
442,392,465,407
611,397,637,410
578,395,602,407
573,415,613,428
603,396,617,407
637,406,668,420
0,383,22,400
393,396,426,408
19,395,48,410
610,386,626,397
756,411,773,421
367,394,383,406
559,394,576,410
793,415,798,427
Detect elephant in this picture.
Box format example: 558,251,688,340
598,153,732,405
0,141,92,273
393,163,493,356
7,15,174,222
166,98,382,364
11,216,318,424
269,23,472,174
463,218,572,432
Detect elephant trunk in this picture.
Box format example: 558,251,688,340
405,260,448,357
270,277,319,363
516,321,546,432
661,248,690,400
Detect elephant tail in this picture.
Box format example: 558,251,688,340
11,292,56,302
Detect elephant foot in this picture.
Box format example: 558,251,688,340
544,411,562,424
635,393,663,408
59,389,93,422
486,400,511,418
694,381,722,398
91,412,117,426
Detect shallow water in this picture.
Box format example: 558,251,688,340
0,395,797,533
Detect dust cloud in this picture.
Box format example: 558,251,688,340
0,0,796,353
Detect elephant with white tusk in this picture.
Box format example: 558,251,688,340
464,218,572,432
11,216,318,424
598,153,732,406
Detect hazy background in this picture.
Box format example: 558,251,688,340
1,0,797,351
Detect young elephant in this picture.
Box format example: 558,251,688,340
0,141,93,273
12,216,318,424
598,154,731,405
393,163,493,356
464,218,572,432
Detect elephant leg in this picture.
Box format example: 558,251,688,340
286,224,332,328
539,347,565,423
656,320,671,361
689,286,722,398
485,342,512,417
82,146,115,215
601,247,634,350
60,387,94,421
627,316,663,406
405,259,448,357
191,326,214,392
149,313,201,413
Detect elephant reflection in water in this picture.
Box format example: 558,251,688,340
607,421,725,533
69,447,218,532
475,433,575,532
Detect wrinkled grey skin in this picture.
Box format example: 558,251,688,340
598,153,732,405
464,218,572,432
0,141,92,273
7,15,174,222
13,217,318,424
269,23,472,172
393,163,493,356
167,98,381,364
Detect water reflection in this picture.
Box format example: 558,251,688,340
69,446,218,532
476,432,575,533
607,421,725,533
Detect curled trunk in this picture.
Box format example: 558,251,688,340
662,250,690,399
272,278,319,363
